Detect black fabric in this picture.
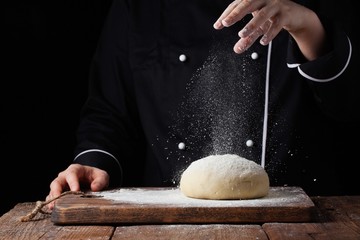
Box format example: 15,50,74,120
73,0,360,196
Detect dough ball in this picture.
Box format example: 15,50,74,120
179,154,269,200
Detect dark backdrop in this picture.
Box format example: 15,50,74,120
1,1,113,216
1,1,358,216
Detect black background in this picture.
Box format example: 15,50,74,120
1,1,113,216
1,1,359,216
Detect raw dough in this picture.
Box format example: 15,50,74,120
179,154,269,200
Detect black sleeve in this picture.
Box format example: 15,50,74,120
73,0,145,187
74,150,123,187
287,10,360,122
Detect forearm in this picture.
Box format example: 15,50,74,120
286,7,327,61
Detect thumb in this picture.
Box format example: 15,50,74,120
91,179,108,191
90,170,110,191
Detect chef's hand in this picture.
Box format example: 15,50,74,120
46,163,109,210
213,0,326,60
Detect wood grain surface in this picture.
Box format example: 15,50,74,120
51,186,315,225
1,196,360,239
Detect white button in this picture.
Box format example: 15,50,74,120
251,52,259,60
178,142,186,150
179,54,187,62
246,140,254,147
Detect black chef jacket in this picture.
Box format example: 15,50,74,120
73,0,360,196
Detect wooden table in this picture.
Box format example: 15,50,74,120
1,195,360,240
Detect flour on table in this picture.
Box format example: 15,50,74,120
90,187,311,207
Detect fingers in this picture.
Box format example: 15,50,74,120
213,1,242,29
89,168,110,192
233,31,260,54
45,164,110,211
46,164,81,210
239,5,283,46
235,16,282,54
214,0,300,53
214,0,261,29
46,180,65,211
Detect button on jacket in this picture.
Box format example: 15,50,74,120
73,0,360,196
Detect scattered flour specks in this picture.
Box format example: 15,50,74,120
90,187,313,207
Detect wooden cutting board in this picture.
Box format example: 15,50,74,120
51,186,315,225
